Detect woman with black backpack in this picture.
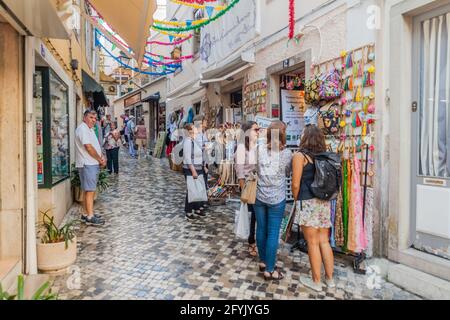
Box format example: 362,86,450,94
292,125,335,292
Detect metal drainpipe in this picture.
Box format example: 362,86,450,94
24,36,37,275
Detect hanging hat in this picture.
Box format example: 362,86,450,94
304,107,319,126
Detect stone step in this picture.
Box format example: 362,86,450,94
388,264,450,300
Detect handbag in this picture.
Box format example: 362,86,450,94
186,174,208,203
240,172,257,205
240,146,258,205
304,75,321,105
319,69,343,100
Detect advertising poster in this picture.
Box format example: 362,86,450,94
281,90,305,146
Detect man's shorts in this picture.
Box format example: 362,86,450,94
79,165,100,192
135,138,147,148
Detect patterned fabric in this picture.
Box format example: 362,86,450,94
334,190,345,247
351,154,367,252
256,147,293,204
295,199,332,229
342,160,349,249
347,159,357,252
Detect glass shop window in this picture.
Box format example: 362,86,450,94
35,68,70,188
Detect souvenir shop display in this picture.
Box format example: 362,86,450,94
292,44,376,273
244,79,268,116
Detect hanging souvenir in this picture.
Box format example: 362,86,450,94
319,69,343,100
354,85,362,102
346,53,353,69
358,59,364,78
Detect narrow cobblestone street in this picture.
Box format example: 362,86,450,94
53,151,421,300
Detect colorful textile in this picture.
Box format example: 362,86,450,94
347,159,357,252
296,199,332,229
342,160,349,250
334,190,345,247
351,154,367,252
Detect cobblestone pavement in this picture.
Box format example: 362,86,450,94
53,151,421,300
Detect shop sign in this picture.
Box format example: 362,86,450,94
281,89,304,146
124,92,141,107
255,116,275,129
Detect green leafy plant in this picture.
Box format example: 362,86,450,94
71,164,110,194
38,209,76,249
0,275,58,300
97,168,110,193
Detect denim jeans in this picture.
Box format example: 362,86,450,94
128,135,136,157
254,198,286,273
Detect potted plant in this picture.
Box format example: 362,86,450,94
36,210,77,274
0,275,57,300
71,164,110,202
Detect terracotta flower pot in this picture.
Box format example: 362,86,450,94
37,236,77,274
73,187,97,202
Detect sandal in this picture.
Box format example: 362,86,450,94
258,263,266,272
249,244,257,257
264,270,284,281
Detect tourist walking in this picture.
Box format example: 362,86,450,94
183,124,206,221
103,122,122,175
75,109,106,226
126,115,137,158
134,119,148,159
235,121,260,257
292,125,335,292
254,121,292,280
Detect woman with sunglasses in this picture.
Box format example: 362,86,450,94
255,121,292,281
235,121,260,257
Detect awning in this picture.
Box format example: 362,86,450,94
82,70,109,107
0,0,69,39
200,64,253,84
82,70,104,93
88,0,156,66
200,47,255,82
142,92,160,103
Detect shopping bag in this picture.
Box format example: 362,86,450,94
187,174,208,203
234,202,251,240
280,204,296,243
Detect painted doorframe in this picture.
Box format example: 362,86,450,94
388,0,450,281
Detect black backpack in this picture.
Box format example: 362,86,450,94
304,151,342,201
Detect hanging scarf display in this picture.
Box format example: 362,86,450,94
350,153,368,252
342,160,349,250
334,189,345,247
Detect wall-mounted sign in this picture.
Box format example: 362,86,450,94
283,59,290,69
124,92,141,107
423,178,447,187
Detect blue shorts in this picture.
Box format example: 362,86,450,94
79,165,100,192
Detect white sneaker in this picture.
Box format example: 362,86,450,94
325,278,336,288
300,276,323,292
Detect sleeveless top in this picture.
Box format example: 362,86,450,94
298,153,315,201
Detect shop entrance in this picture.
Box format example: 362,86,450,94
412,5,450,260
230,89,243,124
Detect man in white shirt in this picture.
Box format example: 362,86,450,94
75,109,106,226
